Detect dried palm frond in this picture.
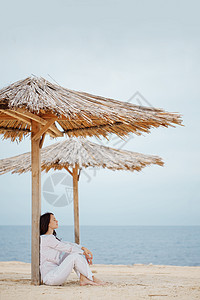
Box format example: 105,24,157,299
0,76,182,141
0,138,164,175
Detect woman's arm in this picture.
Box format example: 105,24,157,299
46,236,93,264
47,235,84,254
81,247,93,265
56,240,93,264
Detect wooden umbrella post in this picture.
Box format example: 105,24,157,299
73,164,80,244
31,121,41,285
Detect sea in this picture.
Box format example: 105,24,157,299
0,226,200,266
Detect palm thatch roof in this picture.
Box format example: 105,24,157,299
0,76,182,141
0,138,163,175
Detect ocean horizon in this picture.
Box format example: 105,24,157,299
0,225,200,266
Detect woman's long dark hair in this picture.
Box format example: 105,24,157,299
40,212,60,240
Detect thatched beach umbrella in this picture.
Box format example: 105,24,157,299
0,138,164,244
0,76,182,284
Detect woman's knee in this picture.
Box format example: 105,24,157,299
68,253,86,266
68,252,82,260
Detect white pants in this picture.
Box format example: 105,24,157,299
43,253,93,286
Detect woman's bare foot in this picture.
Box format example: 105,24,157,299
92,276,107,285
80,274,100,286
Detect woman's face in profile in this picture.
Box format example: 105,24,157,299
49,214,58,230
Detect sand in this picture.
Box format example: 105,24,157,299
0,261,200,299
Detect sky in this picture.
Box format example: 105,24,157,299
0,0,199,226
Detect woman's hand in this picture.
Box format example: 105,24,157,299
81,247,93,265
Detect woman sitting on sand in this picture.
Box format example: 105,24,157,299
40,212,104,286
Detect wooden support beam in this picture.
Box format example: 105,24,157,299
1,109,61,138
17,109,48,125
0,109,31,125
31,121,41,285
73,164,80,244
39,133,46,149
0,114,16,120
0,109,63,138
0,109,54,138
32,119,57,141
64,166,73,176
16,109,63,137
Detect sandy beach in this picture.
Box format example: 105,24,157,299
0,262,200,299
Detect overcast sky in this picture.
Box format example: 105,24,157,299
0,0,199,226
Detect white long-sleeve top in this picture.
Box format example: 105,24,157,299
40,234,84,280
